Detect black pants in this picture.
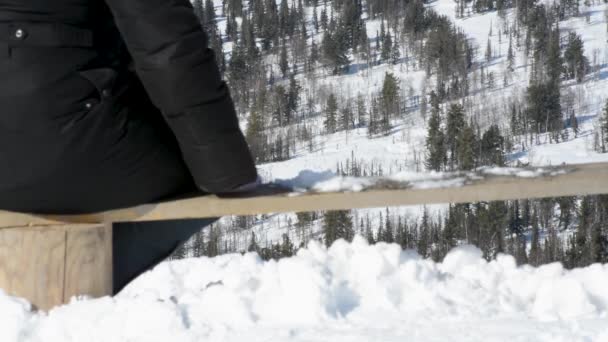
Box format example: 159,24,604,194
112,218,218,294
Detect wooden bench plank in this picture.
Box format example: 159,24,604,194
0,162,607,228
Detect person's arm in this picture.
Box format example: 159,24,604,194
103,0,257,193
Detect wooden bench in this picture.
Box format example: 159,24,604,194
1,162,608,310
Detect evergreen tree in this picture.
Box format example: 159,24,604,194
272,85,289,126
525,82,562,135
570,112,579,137
381,30,393,62
480,125,505,166
356,94,367,126
529,215,542,266
339,102,354,131
172,243,188,260
248,232,260,253
418,208,431,258
322,29,349,74
320,7,328,31
391,37,401,65
485,38,492,62
281,234,295,257
564,32,588,83
280,42,289,78
246,108,267,162
425,94,446,171
446,103,466,170
323,210,354,247
456,123,476,170
507,34,515,72
601,100,608,152
287,76,301,117
324,93,338,133
381,71,400,121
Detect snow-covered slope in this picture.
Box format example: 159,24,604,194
2,239,608,341
228,0,608,250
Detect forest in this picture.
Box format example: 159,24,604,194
172,0,608,268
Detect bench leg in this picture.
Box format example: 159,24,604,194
0,223,112,311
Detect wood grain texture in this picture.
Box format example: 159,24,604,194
63,223,112,303
0,224,112,311
0,162,607,227
0,226,65,310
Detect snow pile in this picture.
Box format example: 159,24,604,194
2,238,608,341
273,166,563,193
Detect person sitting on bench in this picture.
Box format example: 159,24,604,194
0,0,258,293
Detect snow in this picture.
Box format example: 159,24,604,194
2,238,608,341
271,166,562,194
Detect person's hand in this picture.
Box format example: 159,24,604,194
223,175,262,194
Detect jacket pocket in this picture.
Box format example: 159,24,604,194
78,67,118,102
59,67,119,134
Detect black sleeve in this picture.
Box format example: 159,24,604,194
103,0,257,193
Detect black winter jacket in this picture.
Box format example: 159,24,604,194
0,0,257,214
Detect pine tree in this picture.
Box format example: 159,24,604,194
381,31,393,62
570,112,579,137
281,234,294,257
322,29,349,74
446,103,466,170
248,232,260,253
320,7,328,31
280,42,289,78
564,32,588,83
324,93,338,133
323,210,354,247
529,215,542,266
425,103,446,172
287,76,301,117
443,205,459,253
246,108,267,162
456,123,476,170
172,242,188,260
480,125,505,166
272,85,289,126
279,0,290,36
418,207,431,258
356,94,367,127
339,102,354,131
487,71,495,89
381,71,400,122
358,21,370,62
485,38,492,63
391,37,401,64
507,34,515,72
601,100,608,152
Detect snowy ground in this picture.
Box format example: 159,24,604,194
2,238,608,342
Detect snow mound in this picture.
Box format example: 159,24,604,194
2,237,608,341
273,166,561,193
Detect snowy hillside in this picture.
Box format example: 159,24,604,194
3,239,608,341
185,0,608,257
2,1,608,341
